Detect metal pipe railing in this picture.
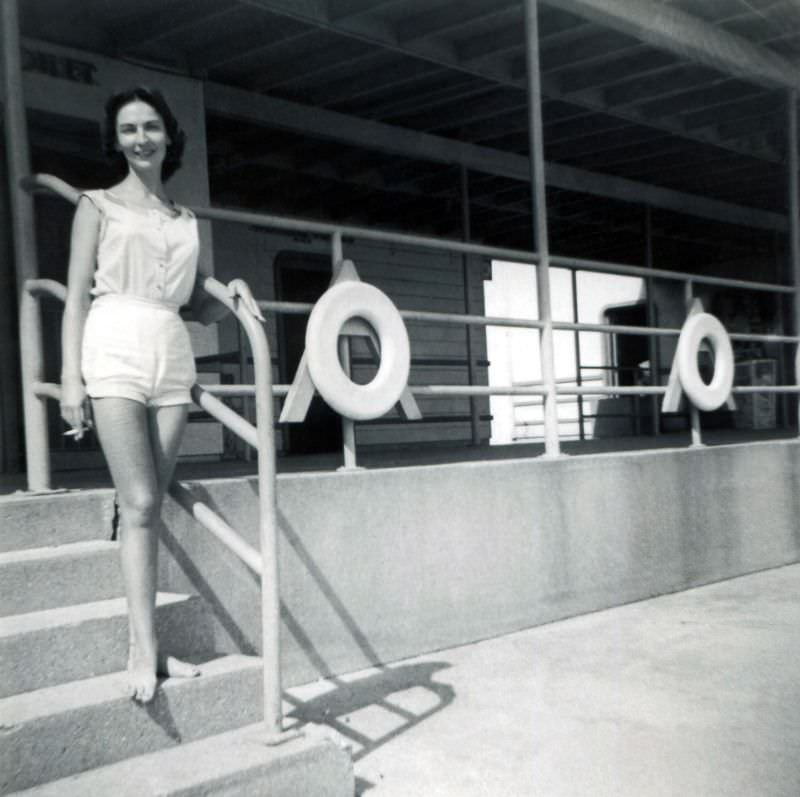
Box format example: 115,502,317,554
19,279,68,491
20,173,800,457
198,275,284,742
22,174,796,298
170,481,263,574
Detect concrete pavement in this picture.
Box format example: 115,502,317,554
285,564,800,796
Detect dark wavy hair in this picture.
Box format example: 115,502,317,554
103,87,186,180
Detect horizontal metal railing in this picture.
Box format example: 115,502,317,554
21,172,800,461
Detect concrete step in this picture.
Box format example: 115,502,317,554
0,540,122,616
0,489,114,552
0,593,214,698
12,722,354,797
0,654,264,795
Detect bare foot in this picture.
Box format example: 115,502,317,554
158,654,200,679
126,644,157,703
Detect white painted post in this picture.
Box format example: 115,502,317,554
331,232,358,468
644,207,661,435
460,165,481,446
788,91,800,436
684,280,703,447
1,0,50,490
523,0,560,457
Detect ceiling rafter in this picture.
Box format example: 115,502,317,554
252,36,375,91
205,81,787,231
544,0,800,91
683,92,780,131
557,50,677,95
456,25,524,64
189,19,315,73
109,0,239,54
391,88,525,132
547,128,673,164
395,1,519,45
305,58,445,108
233,0,784,163
538,73,780,162
328,0,412,23
603,67,731,110
360,76,491,121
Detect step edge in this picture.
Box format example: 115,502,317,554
10,722,347,797
0,540,118,565
0,592,195,636
0,653,263,725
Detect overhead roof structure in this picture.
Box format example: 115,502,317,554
14,0,800,271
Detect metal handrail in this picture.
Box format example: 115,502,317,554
20,271,287,741
22,172,800,456
22,173,795,298
20,174,800,455
18,175,287,742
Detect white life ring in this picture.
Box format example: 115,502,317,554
676,312,734,412
305,281,411,421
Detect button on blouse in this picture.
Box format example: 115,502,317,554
80,189,199,310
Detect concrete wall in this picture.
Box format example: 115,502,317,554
159,439,800,688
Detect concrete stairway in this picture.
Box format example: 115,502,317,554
0,488,353,796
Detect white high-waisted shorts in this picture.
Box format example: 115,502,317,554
81,294,196,407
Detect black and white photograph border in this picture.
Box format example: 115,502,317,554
2,1,800,794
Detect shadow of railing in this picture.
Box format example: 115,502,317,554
284,661,454,762
273,500,456,781
161,476,457,779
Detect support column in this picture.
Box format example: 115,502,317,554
570,269,585,440
524,0,560,457
2,0,50,490
331,232,358,468
684,279,703,447
460,165,481,446
788,90,800,434
0,111,21,473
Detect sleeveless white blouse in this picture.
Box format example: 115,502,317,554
80,189,199,310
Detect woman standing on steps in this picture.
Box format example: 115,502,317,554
59,86,264,703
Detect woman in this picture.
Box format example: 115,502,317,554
60,86,264,703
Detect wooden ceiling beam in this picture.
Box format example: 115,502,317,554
237,0,786,162
110,0,238,54
395,0,519,45
205,80,788,232
542,0,800,91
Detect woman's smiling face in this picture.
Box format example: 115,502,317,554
115,100,170,175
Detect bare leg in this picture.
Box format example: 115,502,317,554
92,398,161,702
92,399,196,702
146,404,199,680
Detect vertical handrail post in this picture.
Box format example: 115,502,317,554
238,323,252,461
460,165,481,445
197,277,283,739
570,269,585,440
204,277,283,739
524,0,560,457
684,279,703,447
2,0,50,490
787,90,800,436
331,232,358,468
253,316,283,738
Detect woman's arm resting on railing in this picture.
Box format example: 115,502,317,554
60,196,99,437
189,262,264,325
